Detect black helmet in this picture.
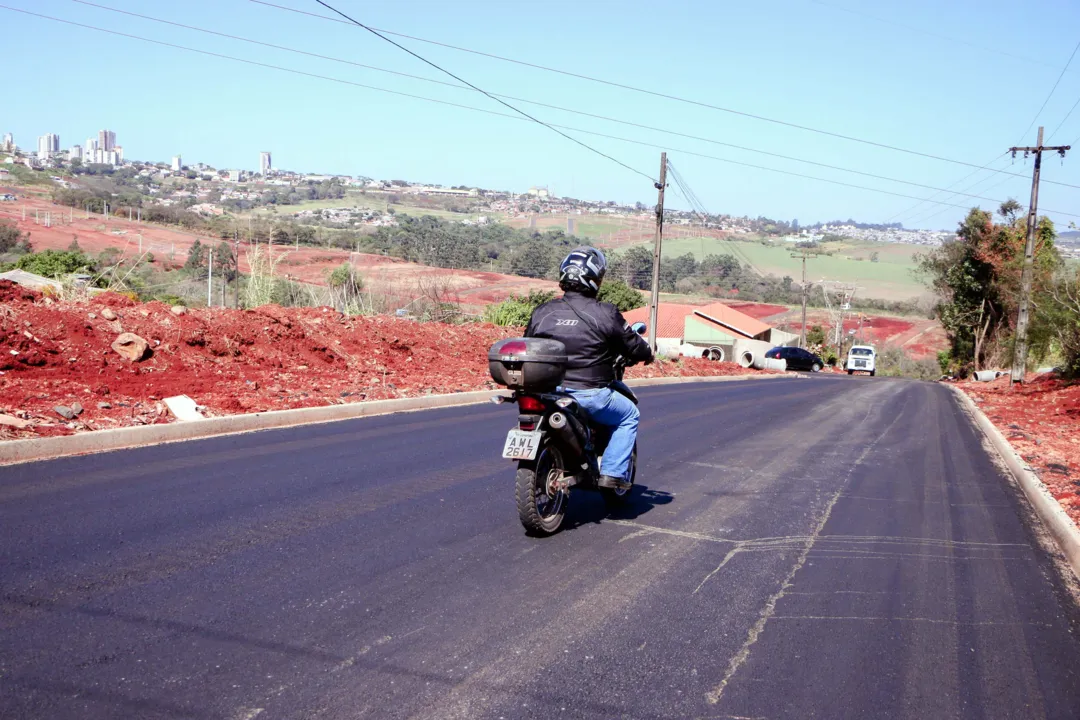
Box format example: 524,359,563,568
559,246,607,294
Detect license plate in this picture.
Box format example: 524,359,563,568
502,429,542,460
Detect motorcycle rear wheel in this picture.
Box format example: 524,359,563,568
516,445,567,535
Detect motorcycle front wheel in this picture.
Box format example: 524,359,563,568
516,445,567,535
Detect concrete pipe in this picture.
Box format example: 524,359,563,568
700,346,725,362
737,349,755,368
973,370,1008,382
756,358,787,372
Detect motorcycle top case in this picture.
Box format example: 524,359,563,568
488,337,567,392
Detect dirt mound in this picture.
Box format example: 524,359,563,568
0,280,42,304
960,375,1080,525
0,291,760,439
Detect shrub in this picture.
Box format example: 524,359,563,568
597,278,646,311
16,250,95,279
483,289,555,326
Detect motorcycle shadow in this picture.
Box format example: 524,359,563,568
561,484,675,531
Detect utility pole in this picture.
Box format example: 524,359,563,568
234,230,240,310
648,152,667,354
791,248,814,347
1009,127,1070,385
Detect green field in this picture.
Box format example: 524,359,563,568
651,237,930,301
248,193,501,222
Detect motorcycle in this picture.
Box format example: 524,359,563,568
488,322,648,535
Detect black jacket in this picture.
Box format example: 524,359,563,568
525,291,653,389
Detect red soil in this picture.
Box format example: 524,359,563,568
0,192,556,308
959,375,1080,525
0,281,760,438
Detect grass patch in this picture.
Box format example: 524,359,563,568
649,236,929,301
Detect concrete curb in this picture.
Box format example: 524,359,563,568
949,384,1080,581
0,373,784,466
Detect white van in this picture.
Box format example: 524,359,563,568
846,345,876,376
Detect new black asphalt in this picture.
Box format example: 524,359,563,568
2,377,1080,719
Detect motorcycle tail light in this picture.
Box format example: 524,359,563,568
518,395,545,412
519,422,536,431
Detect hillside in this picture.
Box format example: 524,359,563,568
0,281,762,438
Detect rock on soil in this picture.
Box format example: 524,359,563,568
111,333,151,362
0,280,762,439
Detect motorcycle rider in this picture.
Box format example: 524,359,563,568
525,247,653,490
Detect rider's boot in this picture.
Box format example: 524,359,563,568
599,474,631,490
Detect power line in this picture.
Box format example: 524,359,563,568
570,126,1080,220
883,154,1008,223
808,0,1073,73
664,160,765,275
1017,37,1080,143
249,0,1080,185
1049,94,1080,141
12,5,1078,220
71,0,1052,204
308,0,654,183
905,172,1021,228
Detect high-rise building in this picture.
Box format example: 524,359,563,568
104,150,120,167
172,155,182,172
1,133,13,152
114,146,124,164
38,133,60,159
98,130,116,152
70,145,83,161
260,151,272,176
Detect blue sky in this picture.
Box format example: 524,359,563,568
4,0,1080,229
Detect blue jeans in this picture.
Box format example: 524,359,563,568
565,387,639,480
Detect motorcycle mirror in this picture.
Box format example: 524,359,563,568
630,322,647,336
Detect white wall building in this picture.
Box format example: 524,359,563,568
98,129,116,151
172,155,182,171
260,151,272,175
69,145,83,161
37,133,60,159
1,133,13,152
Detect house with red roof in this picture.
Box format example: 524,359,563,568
623,302,797,358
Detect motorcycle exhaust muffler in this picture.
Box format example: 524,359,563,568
548,412,588,469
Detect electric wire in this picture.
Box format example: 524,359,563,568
248,0,1080,186
69,0,1048,204
883,153,1008,223
10,5,1079,220
1048,94,1080,141
1017,36,1080,143
308,0,655,183
665,160,765,275
807,0,1070,72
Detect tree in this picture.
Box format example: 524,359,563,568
214,241,237,282
0,221,29,253
68,237,82,253
597,278,646,311
610,246,654,289
869,251,880,263
700,253,740,278
999,198,1023,223
806,325,827,346
917,207,1061,373
185,238,207,276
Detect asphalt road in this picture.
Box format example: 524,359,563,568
3,376,1080,719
